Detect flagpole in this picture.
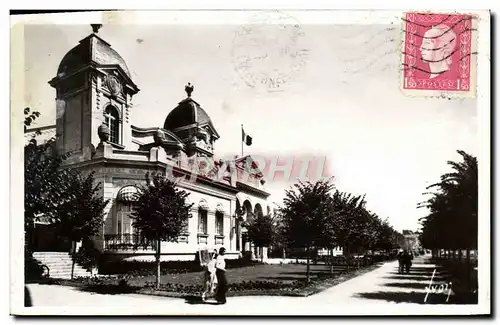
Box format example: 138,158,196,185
241,124,244,157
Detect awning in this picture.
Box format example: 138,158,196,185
116,185,141,202
198,199,209,210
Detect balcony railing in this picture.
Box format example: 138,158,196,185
104,234,157,251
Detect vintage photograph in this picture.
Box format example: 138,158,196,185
10,10,490,315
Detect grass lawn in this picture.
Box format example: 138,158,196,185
126,263,351,287
43,262,385,298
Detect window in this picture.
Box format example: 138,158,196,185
198,209,208,234
117,201,136,238
104,106,120,144
215,212,224,235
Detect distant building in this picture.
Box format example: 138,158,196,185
402,230,421,251
29,26,271,262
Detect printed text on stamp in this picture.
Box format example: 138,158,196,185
402,13,476,97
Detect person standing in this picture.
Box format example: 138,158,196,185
201,249,218,301
215,247,228,304
397,250,404,273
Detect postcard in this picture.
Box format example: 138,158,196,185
10,9,491,316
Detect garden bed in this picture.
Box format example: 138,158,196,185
38,262,384,298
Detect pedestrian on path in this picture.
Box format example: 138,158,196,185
215,247,228,304
201,249,218,301
397,249,404,273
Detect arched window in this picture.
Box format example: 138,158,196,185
116,185,140,244
104,105,120,144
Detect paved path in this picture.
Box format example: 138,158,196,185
23,254,457,315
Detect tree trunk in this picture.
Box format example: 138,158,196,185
346,245,350,273
329,248,334,276
156,238,161,289
306,247,310,283
466,249,471,292
71,240,76,280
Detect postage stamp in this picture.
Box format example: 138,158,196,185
231,11,309,93
401,12,478,98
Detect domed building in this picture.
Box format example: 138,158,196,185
36,25,270,265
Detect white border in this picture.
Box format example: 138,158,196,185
8,8,491,316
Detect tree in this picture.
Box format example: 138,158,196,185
53,170,109,278
418,150,478,291
280,179,335,283
24,108,70,250
246,213,276,262
329,190,367,271
418,150,478,254
132,173,194,289
319,206,338,276
372,218,400,253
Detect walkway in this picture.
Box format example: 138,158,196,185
23,254,464,315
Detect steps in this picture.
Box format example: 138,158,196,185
32,252,93,279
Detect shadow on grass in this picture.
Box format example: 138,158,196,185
77,284,141,295
353,291,453,304
387,271,438,276
383,275,446,282
410,266,446,272
383,282,428,290
354,290,477,305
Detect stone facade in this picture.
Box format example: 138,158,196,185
42,27,271,262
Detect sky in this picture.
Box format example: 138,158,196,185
23,23,478,232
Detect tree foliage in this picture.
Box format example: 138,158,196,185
132,173,193,242
24,107,70,244
281,179,335,250
280,179,335,282
246,213,276,249
278,178,405,280
131,172,194,288
24,107,108,279
53,170,109,243
418,150,478,251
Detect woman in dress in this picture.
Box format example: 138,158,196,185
215,247,228,304
201,249,218,301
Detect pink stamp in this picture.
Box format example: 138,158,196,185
401,12,477,98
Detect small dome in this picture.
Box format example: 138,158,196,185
163,98,217,134
56,35,131,78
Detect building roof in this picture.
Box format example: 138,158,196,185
163,97,219,138
56,33,131,79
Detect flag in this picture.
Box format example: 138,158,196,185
242,128,252,146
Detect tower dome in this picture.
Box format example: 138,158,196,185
57,40,131,79
163,83,219,139
52,25,134,82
